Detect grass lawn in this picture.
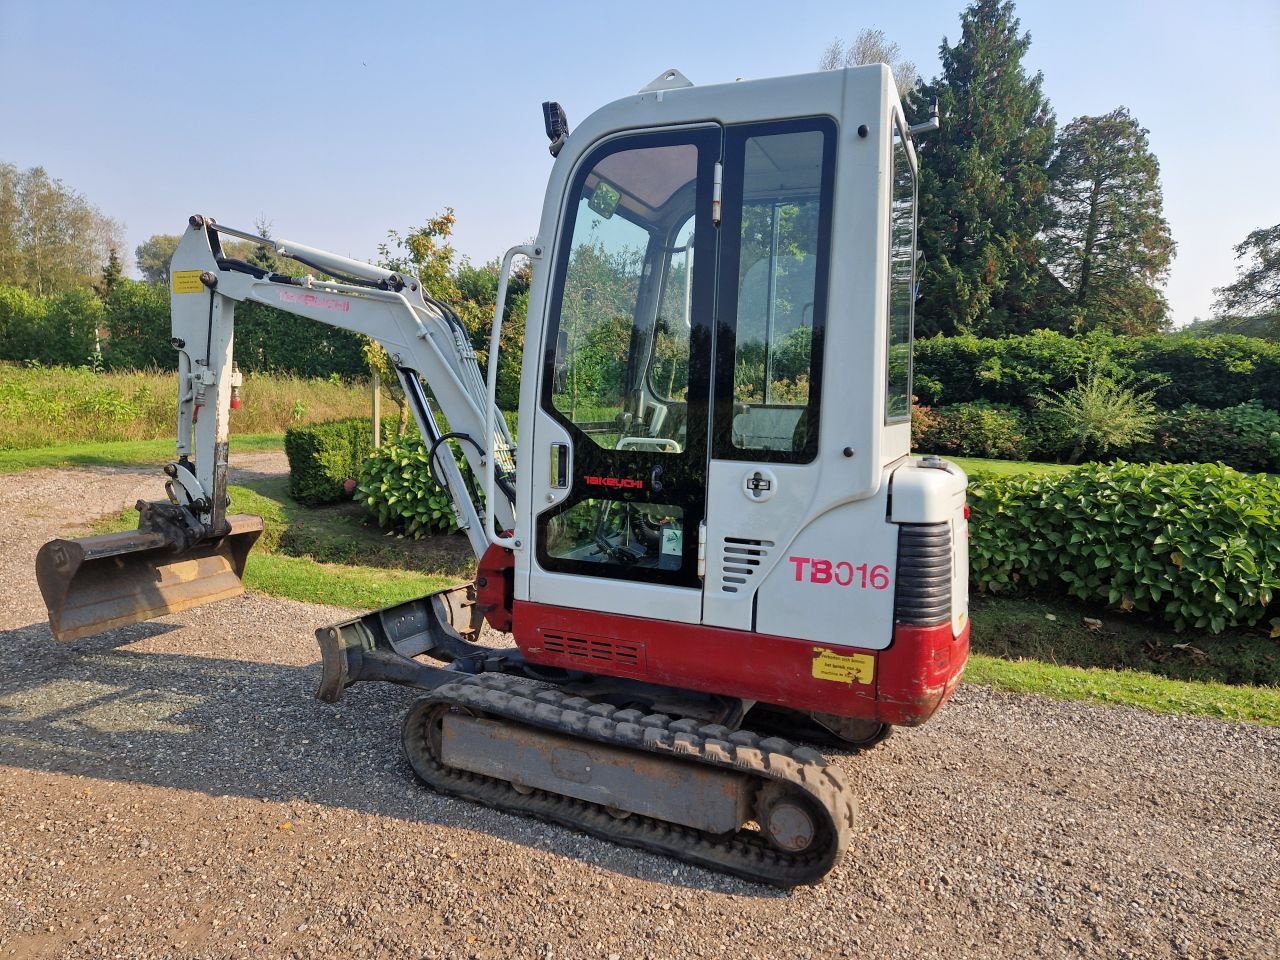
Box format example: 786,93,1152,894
0,434,284,473
965,654,1279,726
944,455,1075,477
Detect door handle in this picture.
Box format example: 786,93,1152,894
550,443,569,489
650,464,664,494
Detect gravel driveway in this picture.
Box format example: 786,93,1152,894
1,457,1276,959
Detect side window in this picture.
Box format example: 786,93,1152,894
886,122,915,422
715,122,834,462
649,215,695,405
549,142,698,453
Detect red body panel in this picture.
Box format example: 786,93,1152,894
476,543,515,633
511,601,969,726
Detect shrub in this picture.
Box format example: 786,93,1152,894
914,330,1280,412
102,279,173,370
1115,334,1280,410
1034,366,1159,464
968,462,1280,633
1142,401,1280,473
285,418,380,506
914,401,1027,460
357,430,462,538
910,400,941,451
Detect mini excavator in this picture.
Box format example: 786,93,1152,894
37,66,968,886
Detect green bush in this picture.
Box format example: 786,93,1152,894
285,418,380,505
1034,366,1159,464
968,462,1280,633
1114,334,1280,410
1141,401,1280,473
915,330,1280,412
357,430,462,538
914,400,1027,459
102,279,173,370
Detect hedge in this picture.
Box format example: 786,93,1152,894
968,462,1280,633
285,418,383,505
914,330,1280,412
915,398,1280,472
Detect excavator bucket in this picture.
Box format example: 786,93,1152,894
35,515,264,642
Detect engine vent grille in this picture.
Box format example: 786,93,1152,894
721,537,774,593
893,522,952,625
540,632,643,667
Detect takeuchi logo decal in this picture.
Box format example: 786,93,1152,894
279,289,351,312
583,475,645,490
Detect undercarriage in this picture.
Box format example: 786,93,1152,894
315,583,877,886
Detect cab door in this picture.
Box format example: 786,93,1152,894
529,127,719,623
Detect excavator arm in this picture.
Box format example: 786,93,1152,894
36,214,521,641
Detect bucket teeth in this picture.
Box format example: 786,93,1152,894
35,514,264,642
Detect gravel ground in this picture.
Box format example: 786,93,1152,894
1,456,1277,960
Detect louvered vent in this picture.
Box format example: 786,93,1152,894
893,522,952,625
541,632,643,667
721,537,774,593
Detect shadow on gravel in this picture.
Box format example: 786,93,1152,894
0,621,784,898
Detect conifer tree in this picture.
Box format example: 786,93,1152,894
1045,108,1175,334
909,0,1056,337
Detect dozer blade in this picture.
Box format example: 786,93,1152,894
35,514,264,642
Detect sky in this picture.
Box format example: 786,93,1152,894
2,0,1277,327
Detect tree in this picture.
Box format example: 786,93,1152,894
1212,223,1280,337
1044,108,1175,335
374,210,531,412
907,0,1057,337
0,163,125,295
819,29,917,96
135,233,180,284
98,247,123,298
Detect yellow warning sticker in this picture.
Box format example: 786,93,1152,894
172,270,204,294
812,648,874,685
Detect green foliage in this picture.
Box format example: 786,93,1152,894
1045,108,1175,334
914,331,1280,412
374,212,531,414
358,431,462,538
134,233,181,285
98,248,123,298
1035,365,1159,464
1212,222,1279,329
1112,334,1280,410
285,417,390,506
233,298,368,379
968,462,1280,633
101,278,172,369
0,284,101,365
907,0,1057,337
913,400,1027,459
1144,401,1280,473
0,162,124,296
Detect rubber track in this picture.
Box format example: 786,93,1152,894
401,673,858,887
